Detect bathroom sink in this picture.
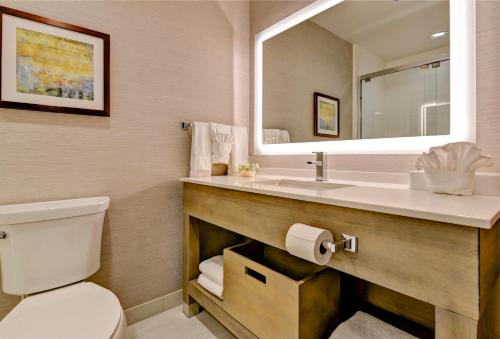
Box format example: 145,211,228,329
256,179,352,191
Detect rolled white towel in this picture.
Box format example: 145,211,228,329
198,273,223,299
199,255,223,285
263,129,280,144
330,312,417,339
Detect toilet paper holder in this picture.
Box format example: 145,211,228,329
322,234,358,253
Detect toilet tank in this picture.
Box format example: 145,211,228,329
0,197,110,295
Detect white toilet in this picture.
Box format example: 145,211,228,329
0,196,127,339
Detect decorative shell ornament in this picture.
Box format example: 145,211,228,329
415,142,493,195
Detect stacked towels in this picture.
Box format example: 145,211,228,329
197,255,223,299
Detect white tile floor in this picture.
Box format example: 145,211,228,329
126,306,235,339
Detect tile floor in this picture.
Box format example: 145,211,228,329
126,306,235,339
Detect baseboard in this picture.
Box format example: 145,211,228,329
124,289,183,325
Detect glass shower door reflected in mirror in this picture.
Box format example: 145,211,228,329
360,59,450,139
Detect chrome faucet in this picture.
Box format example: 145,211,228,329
307,152,327,181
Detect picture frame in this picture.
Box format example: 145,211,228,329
313,92,339,138
0,6,110,116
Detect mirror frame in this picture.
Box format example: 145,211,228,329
254,0,476,155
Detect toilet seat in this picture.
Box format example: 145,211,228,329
0,282,125,339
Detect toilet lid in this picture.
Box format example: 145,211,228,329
0,282,122,339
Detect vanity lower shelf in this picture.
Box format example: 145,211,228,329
188,279,257,339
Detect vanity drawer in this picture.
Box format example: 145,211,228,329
223,241,340,339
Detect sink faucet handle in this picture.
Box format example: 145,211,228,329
308,152,325,164
308,152,328,181
313,152,326,162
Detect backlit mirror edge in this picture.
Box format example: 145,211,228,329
254,0,476,155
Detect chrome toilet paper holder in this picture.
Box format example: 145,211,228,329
322,234,358,253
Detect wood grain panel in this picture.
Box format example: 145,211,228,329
478,221,499,339
224,246,301,339
435,308,478,339
188,280,258,339
183,215,200,317
479,222,499,316
184,183,480,319
199,219,247,262
478,277,499,339
364,283,435,330
299,269,341,338
223,242,340,339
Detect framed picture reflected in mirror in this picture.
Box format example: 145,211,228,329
314,92,339,138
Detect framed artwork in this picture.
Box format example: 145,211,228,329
314,92,339,138
0,6,110,116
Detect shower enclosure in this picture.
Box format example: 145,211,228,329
359,59,450,139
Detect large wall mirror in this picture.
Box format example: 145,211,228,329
254,0,475,155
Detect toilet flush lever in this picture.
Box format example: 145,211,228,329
322,234,357,253
0,231,7,239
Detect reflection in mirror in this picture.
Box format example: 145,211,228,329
262,0,449,144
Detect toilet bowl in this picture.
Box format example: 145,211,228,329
0,282,126,339
0,196,126,339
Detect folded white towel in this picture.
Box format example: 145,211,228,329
210,123,234,164
228,126,248,175
330,312,416,339
199,255,223,285
189,122,212,177
263,129,291,144
198,273,223,299
263,129,280,144
415,142,494,195
278,130,290,143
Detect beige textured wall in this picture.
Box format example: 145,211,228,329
251,0,500,173
263,20,352,142
0,1,249,318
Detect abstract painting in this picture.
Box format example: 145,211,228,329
0,6,110,116
16,28,94,101
314,92,339,138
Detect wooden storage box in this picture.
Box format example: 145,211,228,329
223,241,340,339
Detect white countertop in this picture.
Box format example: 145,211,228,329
180,175,500,229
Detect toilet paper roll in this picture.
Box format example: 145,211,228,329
285,223,333,265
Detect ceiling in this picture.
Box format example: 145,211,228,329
310,0,449,62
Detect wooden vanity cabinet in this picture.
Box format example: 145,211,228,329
183,183,499,339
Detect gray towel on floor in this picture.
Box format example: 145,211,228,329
330,311,417,339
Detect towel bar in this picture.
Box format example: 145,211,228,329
181,122,192,130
